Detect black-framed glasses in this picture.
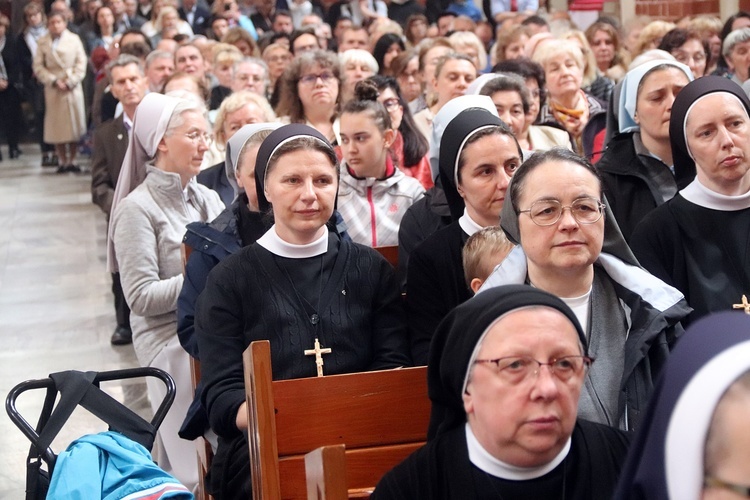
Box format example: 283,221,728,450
519,197,605,226
704,476,750,497
299,72,336,86
474,356,593,384
382,98,401,111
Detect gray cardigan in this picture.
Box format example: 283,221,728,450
112,166,224,366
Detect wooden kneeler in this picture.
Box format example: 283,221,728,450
243,341,430,499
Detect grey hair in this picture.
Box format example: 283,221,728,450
106,54,144,81
477,73,530,114
163,95,208,135
723,27,750,58
145,50,174,68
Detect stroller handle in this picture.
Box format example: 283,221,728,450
5,366,176,465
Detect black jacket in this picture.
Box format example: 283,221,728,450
597,132,677,242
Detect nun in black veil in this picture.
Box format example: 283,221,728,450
195,123,411,499
613,311,750,500
405,103,523,365
373,285,630,499
631,76,750,326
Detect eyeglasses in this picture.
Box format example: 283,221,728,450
704,476,750,497
475,356,593,384
265,55,290,63
382,98,401,111
184,131,212,145
299,72,336,86
519,197,605,226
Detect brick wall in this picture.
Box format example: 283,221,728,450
634,0,719,19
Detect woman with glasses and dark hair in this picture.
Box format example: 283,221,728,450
658,28,709,79
374,285,630,499
337,80,424,247
108,93,225,490
494,57,572,152
276,49,341,143
368,74,432,189
482,148,690,431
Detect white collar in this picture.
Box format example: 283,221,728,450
680,178,750,211
256,224,328,258
123,112,134,131
458,208,485,236
465,423,571,480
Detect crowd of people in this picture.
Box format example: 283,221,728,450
8,0,750,496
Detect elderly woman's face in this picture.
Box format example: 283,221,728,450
298,63,339,113
457,132,521,227
672,39,706,79
517,161,604,277
702,381,750,500
222,103,265,144
232,62,267,95
635,67,689,145
544,54,583,100
158,110,210,182
686,93,750,196
727,39,750,83
342,59,374,98
264,148,337,244
491,90,525,138
463,307,584,467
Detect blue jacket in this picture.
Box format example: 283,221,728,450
178,201,245,359
47,431,192,499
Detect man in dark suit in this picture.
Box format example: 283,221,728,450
91,54,147,345
178,0,210,36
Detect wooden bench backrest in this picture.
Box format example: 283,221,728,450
374,245,398,268
243,341,429,499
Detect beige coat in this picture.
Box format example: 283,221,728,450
32,30,87,144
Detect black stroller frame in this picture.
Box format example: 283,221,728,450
6,367,176,499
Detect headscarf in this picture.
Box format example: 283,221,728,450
224,123,282,200
254,123,335,214
465,72,510,96
437,107,509,221
428,94,497,182
612,311,750,500
499,152,639,267
427,284,587,439
669,76,750,189
107,93,181,273
617,59,693,134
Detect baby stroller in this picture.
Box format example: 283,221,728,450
6,367,182,499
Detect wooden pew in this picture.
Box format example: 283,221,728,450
374,245,398,268
243,340,430,499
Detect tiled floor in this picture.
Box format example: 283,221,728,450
0,146,142,497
